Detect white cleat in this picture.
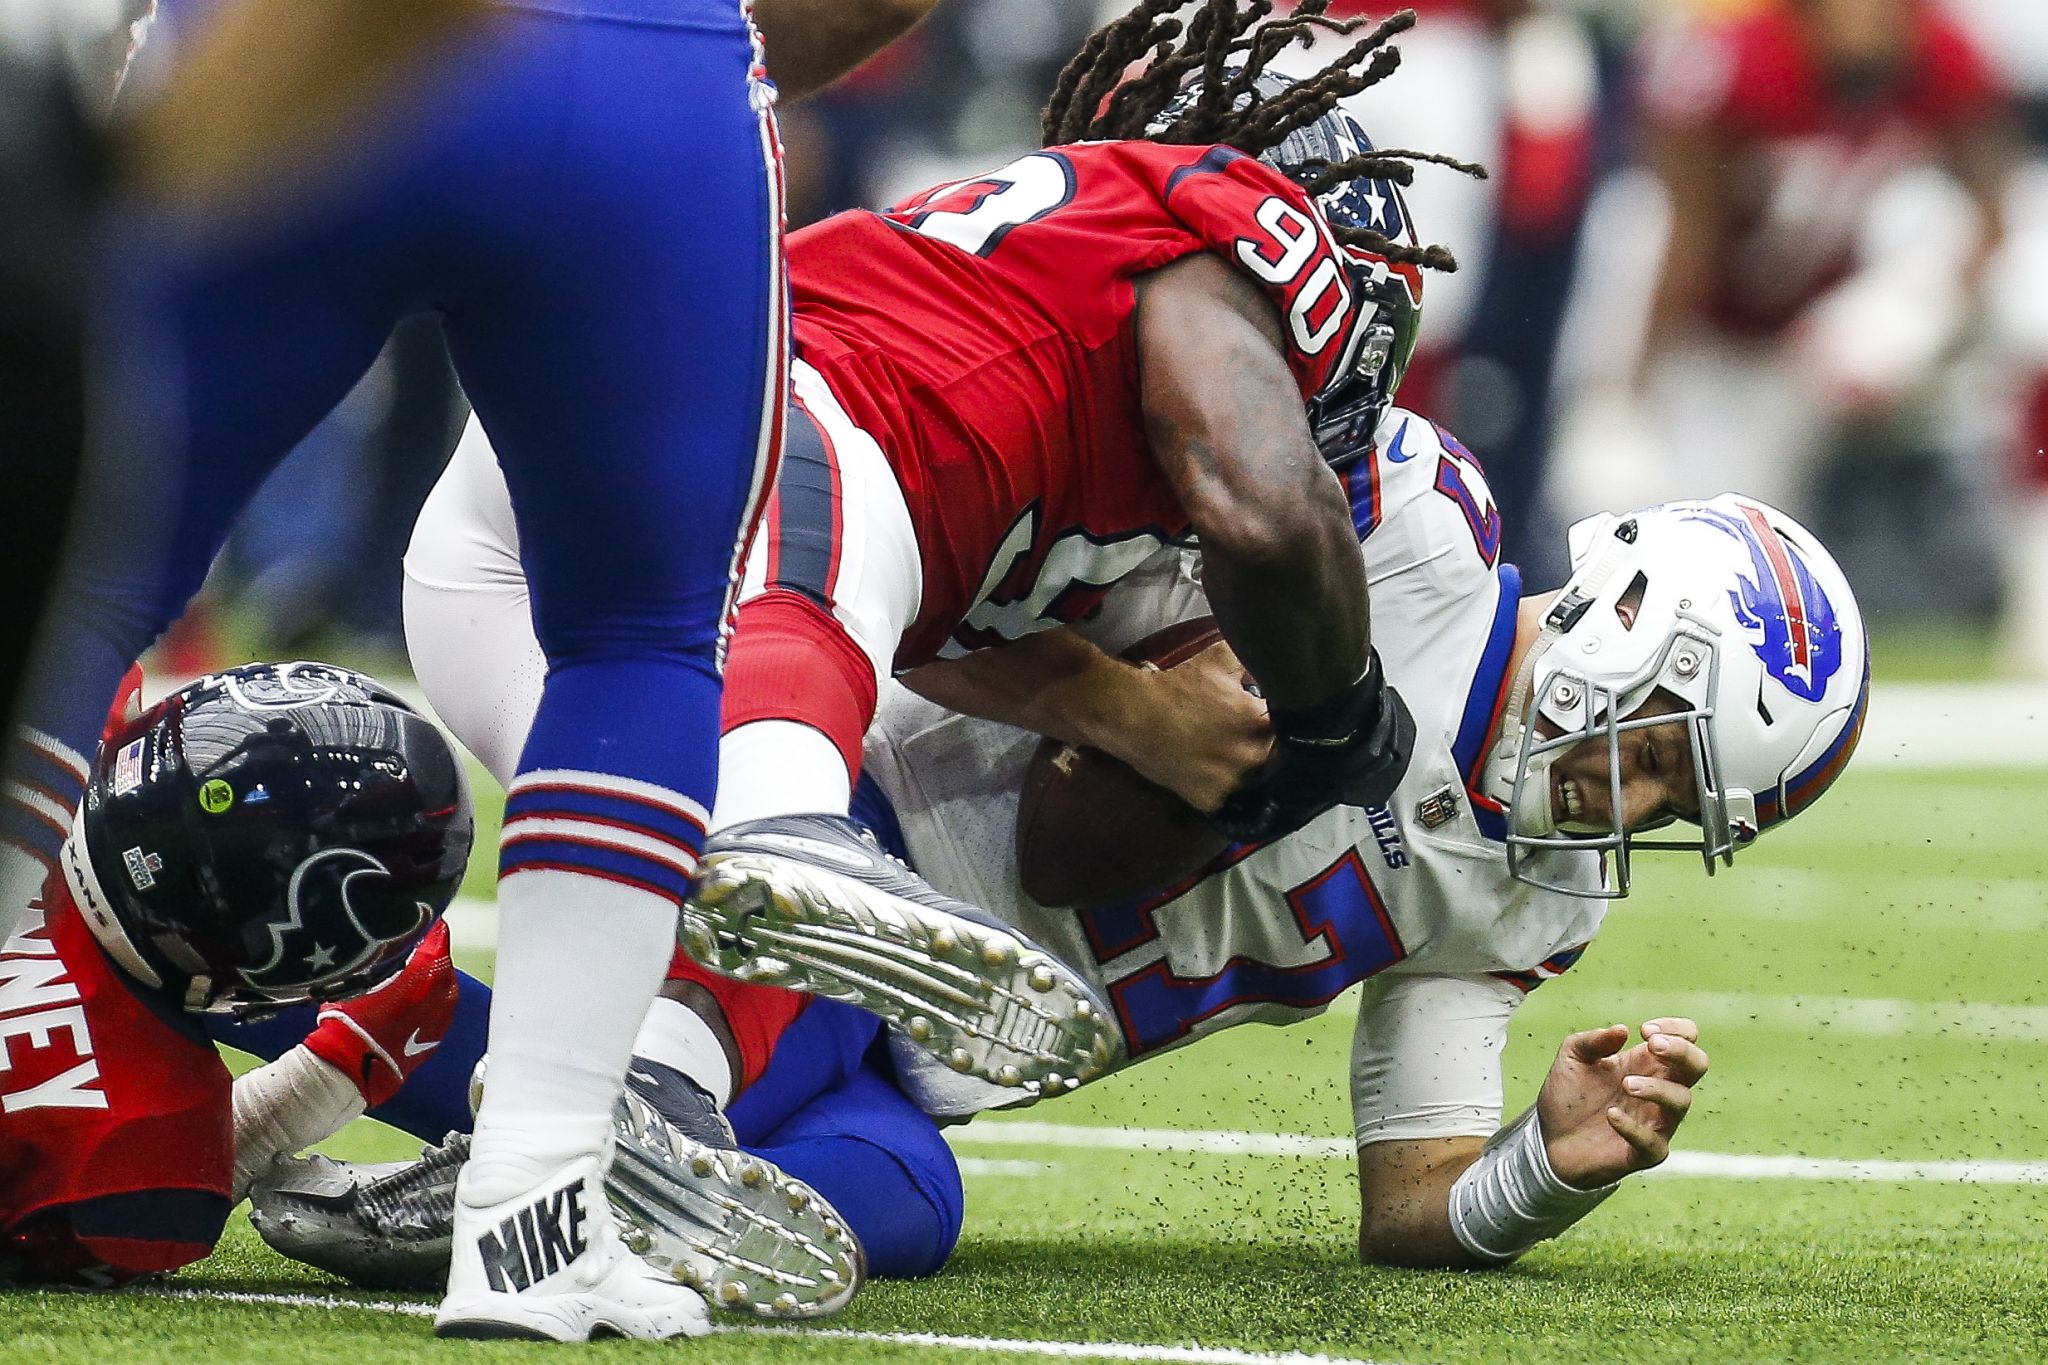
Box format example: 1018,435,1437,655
683,815,1122,1100
435,1148,711,1342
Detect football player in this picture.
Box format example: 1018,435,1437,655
409,0,1477,1117
338,466,1867,1288
0,0,973,1342
1,663,471,1285
857,478,1866,1267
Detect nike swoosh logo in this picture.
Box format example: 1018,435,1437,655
402,1031,441,1059
1385,418,1416,463
743,833,876,871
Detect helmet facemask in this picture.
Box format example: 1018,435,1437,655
1483,513,1771,898
1498,622,1758,898
1311,259,1421,468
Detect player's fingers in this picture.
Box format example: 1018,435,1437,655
1621,1073,1692,1120
1644,1035,1710,1083
1639,1017,1699,1043
1606,1105,1670,1166
1565,1023,1630,1062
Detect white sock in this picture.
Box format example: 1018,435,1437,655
711,719,852,830
632,995,734,1107
464,868,676,1205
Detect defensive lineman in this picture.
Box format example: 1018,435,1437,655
407,385,1868,1272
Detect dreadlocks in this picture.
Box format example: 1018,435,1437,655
1041,1,1483,270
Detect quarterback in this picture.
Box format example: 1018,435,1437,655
858,449,1868,1265
375,410,1867,1288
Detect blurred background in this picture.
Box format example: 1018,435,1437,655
127,0,2048,686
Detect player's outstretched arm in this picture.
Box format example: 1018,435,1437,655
752,0,943,103
1357,1017,1708,1269
231,924,459,1198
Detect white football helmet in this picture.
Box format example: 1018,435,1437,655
1480,495,1870,897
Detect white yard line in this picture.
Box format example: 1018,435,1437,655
957,1157,1049,1178
448,902,2048,1046
156,1290,1402,1365
950,1122,2048,1184
150,677,2048,772
1857,682,2048,769
1570,989,2048,1043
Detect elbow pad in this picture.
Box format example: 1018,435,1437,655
1215,652,1415,844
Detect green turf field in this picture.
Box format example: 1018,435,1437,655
7,759,2048,1364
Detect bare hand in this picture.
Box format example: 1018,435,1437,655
1109,640,1271,814
1535,1017,1708,1189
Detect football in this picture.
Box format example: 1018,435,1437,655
1014,617,1235,909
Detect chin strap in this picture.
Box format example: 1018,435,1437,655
1477,596,1572,816
1479,529,1639,822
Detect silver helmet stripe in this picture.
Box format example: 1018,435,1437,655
62,807,163,990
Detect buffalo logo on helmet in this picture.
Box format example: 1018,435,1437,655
1681,503,1844,704
239,846,429,996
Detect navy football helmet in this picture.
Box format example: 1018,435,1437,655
64,661,473,1014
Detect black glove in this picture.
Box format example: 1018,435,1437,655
1213,653,1415,845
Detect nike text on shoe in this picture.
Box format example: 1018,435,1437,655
682,814,1122,1098
607,1058,863,1319
435,1149,710,1342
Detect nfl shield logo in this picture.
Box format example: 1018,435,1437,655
1416,786,1460,830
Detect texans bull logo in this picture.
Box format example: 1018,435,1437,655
240,847,429,995
1682,504,1844,704
222,660,353,712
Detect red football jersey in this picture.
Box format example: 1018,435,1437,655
789,140,1365,665
1638,0,2004,336
0,876,231,1285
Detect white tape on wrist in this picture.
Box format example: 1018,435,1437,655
1446,1108,1620,1264
230,1047,366,1202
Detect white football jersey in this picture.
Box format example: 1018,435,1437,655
862,407,1608,1138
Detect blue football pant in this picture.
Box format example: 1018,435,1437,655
215,972,965,1280
11,0,782,922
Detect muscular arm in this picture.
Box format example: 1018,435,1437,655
752,0,943,103
904,630,1155,754
1134,252,1371,710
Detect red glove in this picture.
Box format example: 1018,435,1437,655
302,921,458,1108
101,665,146,746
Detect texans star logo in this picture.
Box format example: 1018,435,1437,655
240,847,427,994
1682,504,1844,703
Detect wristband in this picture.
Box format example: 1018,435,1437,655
1268,652,1386,748
1446,1108,1620,1264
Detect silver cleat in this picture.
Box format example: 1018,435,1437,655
608,1060,863,1320
682,815,1122,1100
247,1134,470,1290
